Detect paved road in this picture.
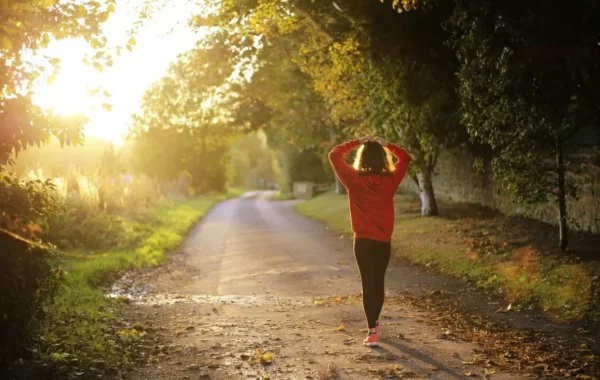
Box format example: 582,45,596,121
122,192,517,380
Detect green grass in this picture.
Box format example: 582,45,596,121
296,191,595,322
41,194,230,372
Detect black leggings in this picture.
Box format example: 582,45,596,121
354,238,391,329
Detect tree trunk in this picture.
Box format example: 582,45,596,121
277,147,293,195
556,142,568,252
416,170,439,216
334,175,347,194
327,127,346,194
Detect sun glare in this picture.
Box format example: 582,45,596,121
33,41,99,117
29,0,208,146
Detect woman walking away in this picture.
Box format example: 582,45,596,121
329,136,412,347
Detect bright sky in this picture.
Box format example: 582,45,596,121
31,0,208,146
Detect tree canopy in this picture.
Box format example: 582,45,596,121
448,0,600,250
0,0,115,165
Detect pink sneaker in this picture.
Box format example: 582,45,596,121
363,333,380,347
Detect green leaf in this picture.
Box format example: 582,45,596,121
93,62,103,72
102,103,113,111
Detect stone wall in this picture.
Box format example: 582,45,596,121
400,147,600,234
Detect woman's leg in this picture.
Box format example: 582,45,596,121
354,239,380,329
354,238,390,329
372,241,391,323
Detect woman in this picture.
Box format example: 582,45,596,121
328,135,412,347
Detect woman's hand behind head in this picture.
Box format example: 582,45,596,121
373,136,388,147
358,135,372,144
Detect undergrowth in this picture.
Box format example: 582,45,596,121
34,195,228,376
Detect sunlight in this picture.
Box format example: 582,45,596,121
33,40,99,117
29,0,209,146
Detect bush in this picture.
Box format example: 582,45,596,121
0,230,62,370
46,209,148,251
26,169,164,251
0,170,61,237
0,170,63,370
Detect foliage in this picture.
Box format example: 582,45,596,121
35,168,164,250
130,38,249,193
36,196,226,377
364,1,462,215
229,132,277,189
0,170,61,238
10,137,115,176
448,0,600,249
0,4,119,364
0,230,62,370
209,0,464,213
0,0,115,165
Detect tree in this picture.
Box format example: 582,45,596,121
210,0,372,194
363,0,462,216
130,36,253,192
448,0,600,251
229,131,277,189
0,0,115,165
245,38,333,194
210,0,465,214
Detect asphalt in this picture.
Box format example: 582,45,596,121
120,192,520,380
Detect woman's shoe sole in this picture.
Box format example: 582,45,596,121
363,342,379,347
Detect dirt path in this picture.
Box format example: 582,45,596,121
111,192,574,380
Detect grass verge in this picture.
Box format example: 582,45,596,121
38,194,230,375
296,191,599,324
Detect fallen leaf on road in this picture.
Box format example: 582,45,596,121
463,372,477,377
496,303,512,313
248,349,275,365
335,324,345,332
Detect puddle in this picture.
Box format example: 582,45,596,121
107,269,313,307
107,292,312,307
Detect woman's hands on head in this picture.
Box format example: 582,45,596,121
358,135,372,144
373,136,388,147
358,135,390,147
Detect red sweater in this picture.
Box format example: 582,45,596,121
328,139,412,243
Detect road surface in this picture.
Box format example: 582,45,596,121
118,192,518,380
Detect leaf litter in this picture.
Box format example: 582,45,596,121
393,292,600,378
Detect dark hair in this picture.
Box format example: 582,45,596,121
353,141,395,176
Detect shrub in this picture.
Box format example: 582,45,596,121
45,209,147,251
0,170,61,236
0,230,62,370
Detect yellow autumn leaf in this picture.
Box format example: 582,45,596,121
0,36,13,50
32,0,58,8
